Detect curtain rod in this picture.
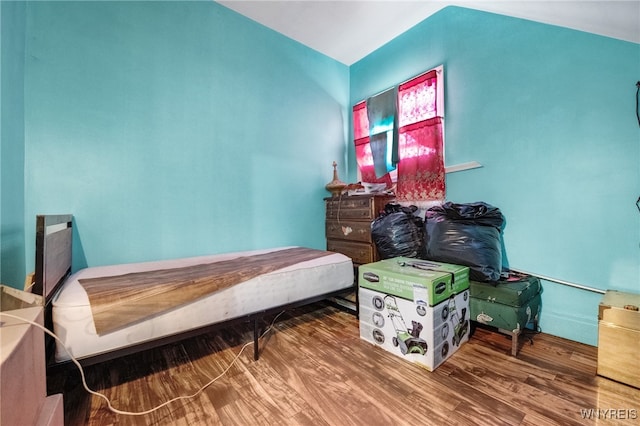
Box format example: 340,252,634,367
359,65,444,102
509,268,606,294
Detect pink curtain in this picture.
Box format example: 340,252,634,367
398,71,438,126
396,118,445,202
396,70,444,202
353,101,369,140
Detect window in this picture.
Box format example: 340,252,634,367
353,66,444,203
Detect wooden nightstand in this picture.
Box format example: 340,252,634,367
325,194,394,266
324,194,394,313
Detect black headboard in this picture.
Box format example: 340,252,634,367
34,215,73,302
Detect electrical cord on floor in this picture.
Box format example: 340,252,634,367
0,310,286,416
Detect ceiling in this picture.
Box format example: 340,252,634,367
216,1,640,65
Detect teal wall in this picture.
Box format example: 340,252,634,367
350,6,640,345
2,2,638,346
1,1,27,289
20,1,349,272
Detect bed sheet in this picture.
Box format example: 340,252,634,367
52,247,353,362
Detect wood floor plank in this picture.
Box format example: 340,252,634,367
228,370,297,422
445,342,556,382
451,368,587,426
432,369,527,425
519,411,580,426
445,345,608,426
402,391,474,426
239,362,308,419
47,303,640,426
288,408,331,426
452,401,525,426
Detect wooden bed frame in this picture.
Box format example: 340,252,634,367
34,215,354,369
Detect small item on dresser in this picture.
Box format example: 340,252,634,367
371,203,424,259
361,182,387,193
344,182,365,194
346,182,394,196
325,161,347,197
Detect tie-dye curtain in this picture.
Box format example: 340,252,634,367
353,101,392,186
366,87,398,177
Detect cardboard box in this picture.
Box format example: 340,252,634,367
359,257,469,306
359,285,470,371
597,290,640,388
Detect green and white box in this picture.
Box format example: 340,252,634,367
359,286,470,371
359,257,470,306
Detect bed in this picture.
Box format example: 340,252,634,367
33,215,355,367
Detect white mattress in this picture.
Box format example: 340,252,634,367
52,247,353,362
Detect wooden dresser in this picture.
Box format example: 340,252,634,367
324,194,394,267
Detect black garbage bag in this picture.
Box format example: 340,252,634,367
372,204,424,259
424,201,505,282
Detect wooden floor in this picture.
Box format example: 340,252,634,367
47,303,640,426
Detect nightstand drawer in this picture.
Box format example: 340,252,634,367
326,196,374,213
325,195,394,221
326,220,373,244
327,240,375,265
326,205,375,220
